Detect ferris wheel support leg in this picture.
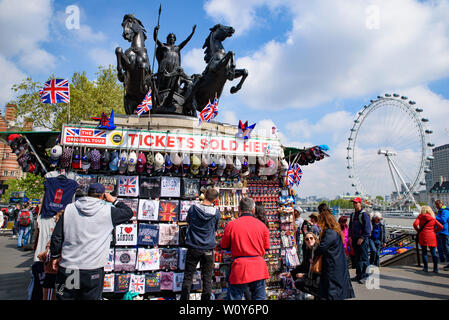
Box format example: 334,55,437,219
388,157,421,211
386,156,401,196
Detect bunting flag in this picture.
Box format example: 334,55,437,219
137,89,152,116
286,163,302,187
198,95,218,125
236,120,256,140
39,78,70,104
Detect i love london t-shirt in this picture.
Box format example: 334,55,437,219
41,177,79,218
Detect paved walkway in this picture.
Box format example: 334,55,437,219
0,230,34,300
0,228,448,300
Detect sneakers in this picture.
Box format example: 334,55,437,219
350,276,359,282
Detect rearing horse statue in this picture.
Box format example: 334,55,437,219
184,24,248,116
115,14,152,115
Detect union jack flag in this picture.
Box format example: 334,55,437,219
39,79,70,104
66,128,80,136
292,163,302,184
158,201,179,222
93,130,107,138
198,97,218,125
286,164,302,187
137,89,152,116
119,176,139,197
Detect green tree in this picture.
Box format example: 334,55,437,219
11,65,124,131
1,174,45,203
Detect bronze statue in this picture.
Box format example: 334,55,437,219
183,24,248,116
115,14,153,115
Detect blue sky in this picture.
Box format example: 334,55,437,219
1,0,449,198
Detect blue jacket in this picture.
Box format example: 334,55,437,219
185,203,221,250
436,206,449,236
348,210,372,241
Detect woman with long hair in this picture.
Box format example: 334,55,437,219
413,205,443,273
314,203,355,300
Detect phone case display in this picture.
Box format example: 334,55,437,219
97,175,118,196
160,176,181,198
138,200,159,221
145,272,161,292
173,272,184,292
179,200,200,222
129,274,146,294
139,176,161,198
114,273,131,293
118,176,139,197
114,248,137,272
115,224,138,246
160,271,174,291
117,198,138,221
103,273,115,292
104,248,115,272
76,174,97,197
181,178,200,198
158,223,179,246
159,248,179,271
136,248,160,271
137,223,159,246
158,200,179,222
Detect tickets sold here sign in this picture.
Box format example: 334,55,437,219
62,125,281,157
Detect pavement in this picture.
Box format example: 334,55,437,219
0,229,34,300
1,227,449,300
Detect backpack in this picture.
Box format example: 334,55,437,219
19,210,31,227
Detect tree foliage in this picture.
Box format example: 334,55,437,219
1,173,45,203
11,65,124,131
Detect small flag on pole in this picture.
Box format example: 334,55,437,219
136,89,152,116
39,79,70,104
198,96,218,125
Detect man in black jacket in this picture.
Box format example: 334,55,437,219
50,183,133,300
181,188,221,301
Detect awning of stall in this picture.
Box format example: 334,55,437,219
281,144,330,165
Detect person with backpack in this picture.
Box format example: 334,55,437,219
348,197,372,284
17,203,32,248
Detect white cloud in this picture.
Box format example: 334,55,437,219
0,55,25,109
183,48,206,75
89,48,116,68
222,110,237,125
210,0,449,110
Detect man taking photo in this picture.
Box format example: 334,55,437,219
50,183,133,300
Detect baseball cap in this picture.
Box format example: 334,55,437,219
50,145,63,165
118,151,128,174
154,152,164,171
81,151,91,170
217,156,226,176
90,149,101,170
88,183,105,194
225,156,234,174
241,157,249,176
190,154,201,175
182,154,190,172
146,153,154,174
209,156,217,175
352,197,362,203
101,150,111,169
171,152,182,168
109,151,119,171
136,152,146,173
128,151,137,173
165,154,173,172
72,148,82,169
60,147,72,168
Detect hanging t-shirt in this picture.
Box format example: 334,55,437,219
97,175,118,196
114,273,131,293
41,177,79,218
137,223,159,247
104,248,115,272
115,224,138,246
138,200,159,221
158,200,179,222
75,175,96,197
33,215,58,262
145,272,161,292
137,247,160,271
159,248,179,271
139,177,161,199
173,272,184,292
129,274,146,294
179,200,200,222
114,248,137,272
103,273,115,293
117,198,138,221
160,271,174,291
181,178,200,198
158,224,179,246
118,176,139,197
178,248,188,271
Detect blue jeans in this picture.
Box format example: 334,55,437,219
13,220,18,236
369,239,382,266
353,238,369,279
17,226,31,247
436,234,449,263
421,246,438,271
229,279,266,300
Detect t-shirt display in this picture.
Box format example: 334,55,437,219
41,177,79,218
159,248,179,271
158,223,179,246
145,272,161,292
136,247,160,271
103,273,115,293
138,200,159,221
178,247,188,271
137,223,159,247
115,224,138,246
158,200,179,222
104,248,115,272
181,178,200,198
117,198,138,220
160,176,181,198
173,272,184,292
114,248,137,272
129,274,146,294
115,273,131,293
75,174,97,197
139,177,161,199
97,175,118,196
160,271,174,291
118,176,139,197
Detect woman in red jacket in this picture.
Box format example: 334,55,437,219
413,206,444,273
